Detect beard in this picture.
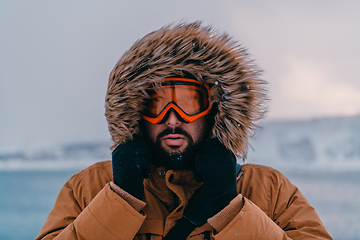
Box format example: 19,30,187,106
144,127,202,170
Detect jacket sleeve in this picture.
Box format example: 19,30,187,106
211,168,332,240
36,180,146,240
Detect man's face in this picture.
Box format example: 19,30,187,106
143,111,209,170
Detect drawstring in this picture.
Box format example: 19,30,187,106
146,231,212,239
161,231,212,239
203,231,211,240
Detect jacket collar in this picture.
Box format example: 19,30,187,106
140,165,212,236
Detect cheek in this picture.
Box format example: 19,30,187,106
144,122,158,143
144,122,154,142
189,118,207,143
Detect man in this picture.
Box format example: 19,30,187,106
37,22,332,239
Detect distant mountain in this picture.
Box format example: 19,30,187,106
247,115,360,171
1,115,359,171
0,141,112,170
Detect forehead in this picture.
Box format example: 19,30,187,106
147,79,208,95
149,85,203,94
148,78,204,88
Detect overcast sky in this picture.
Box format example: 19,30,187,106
1,0,359,149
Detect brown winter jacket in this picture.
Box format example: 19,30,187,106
36,160,332,239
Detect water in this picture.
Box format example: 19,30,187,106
283,170,360,240
0,168,359,239
0,170,76,240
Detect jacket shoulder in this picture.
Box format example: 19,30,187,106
240,163,286,180
73,160,113,180
239,163,293,193
66,160,113,208
237,164,296,216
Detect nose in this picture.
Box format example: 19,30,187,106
165,110,182,127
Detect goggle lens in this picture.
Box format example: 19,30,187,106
142,78,212,124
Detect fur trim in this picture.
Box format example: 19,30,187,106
105,22,267,159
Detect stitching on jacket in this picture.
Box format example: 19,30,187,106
85,207,119,240
268,171,272,218
258,218,271,240
268,169,278,219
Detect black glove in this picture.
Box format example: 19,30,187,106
163,138,238,240
112,135,151,200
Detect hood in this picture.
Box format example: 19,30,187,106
105,22,267,159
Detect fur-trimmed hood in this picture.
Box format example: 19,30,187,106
105,22,267,159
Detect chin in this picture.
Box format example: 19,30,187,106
162,144,187,155
169,146,186,154
151,144,197,170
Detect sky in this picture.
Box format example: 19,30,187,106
1,0,360,149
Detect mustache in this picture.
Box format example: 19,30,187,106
156,127,193,143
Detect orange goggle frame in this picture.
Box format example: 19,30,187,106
142,78,212,124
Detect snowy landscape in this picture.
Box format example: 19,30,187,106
1,115,359,239
247,114,360,172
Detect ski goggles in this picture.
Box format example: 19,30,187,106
142,78,213,124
